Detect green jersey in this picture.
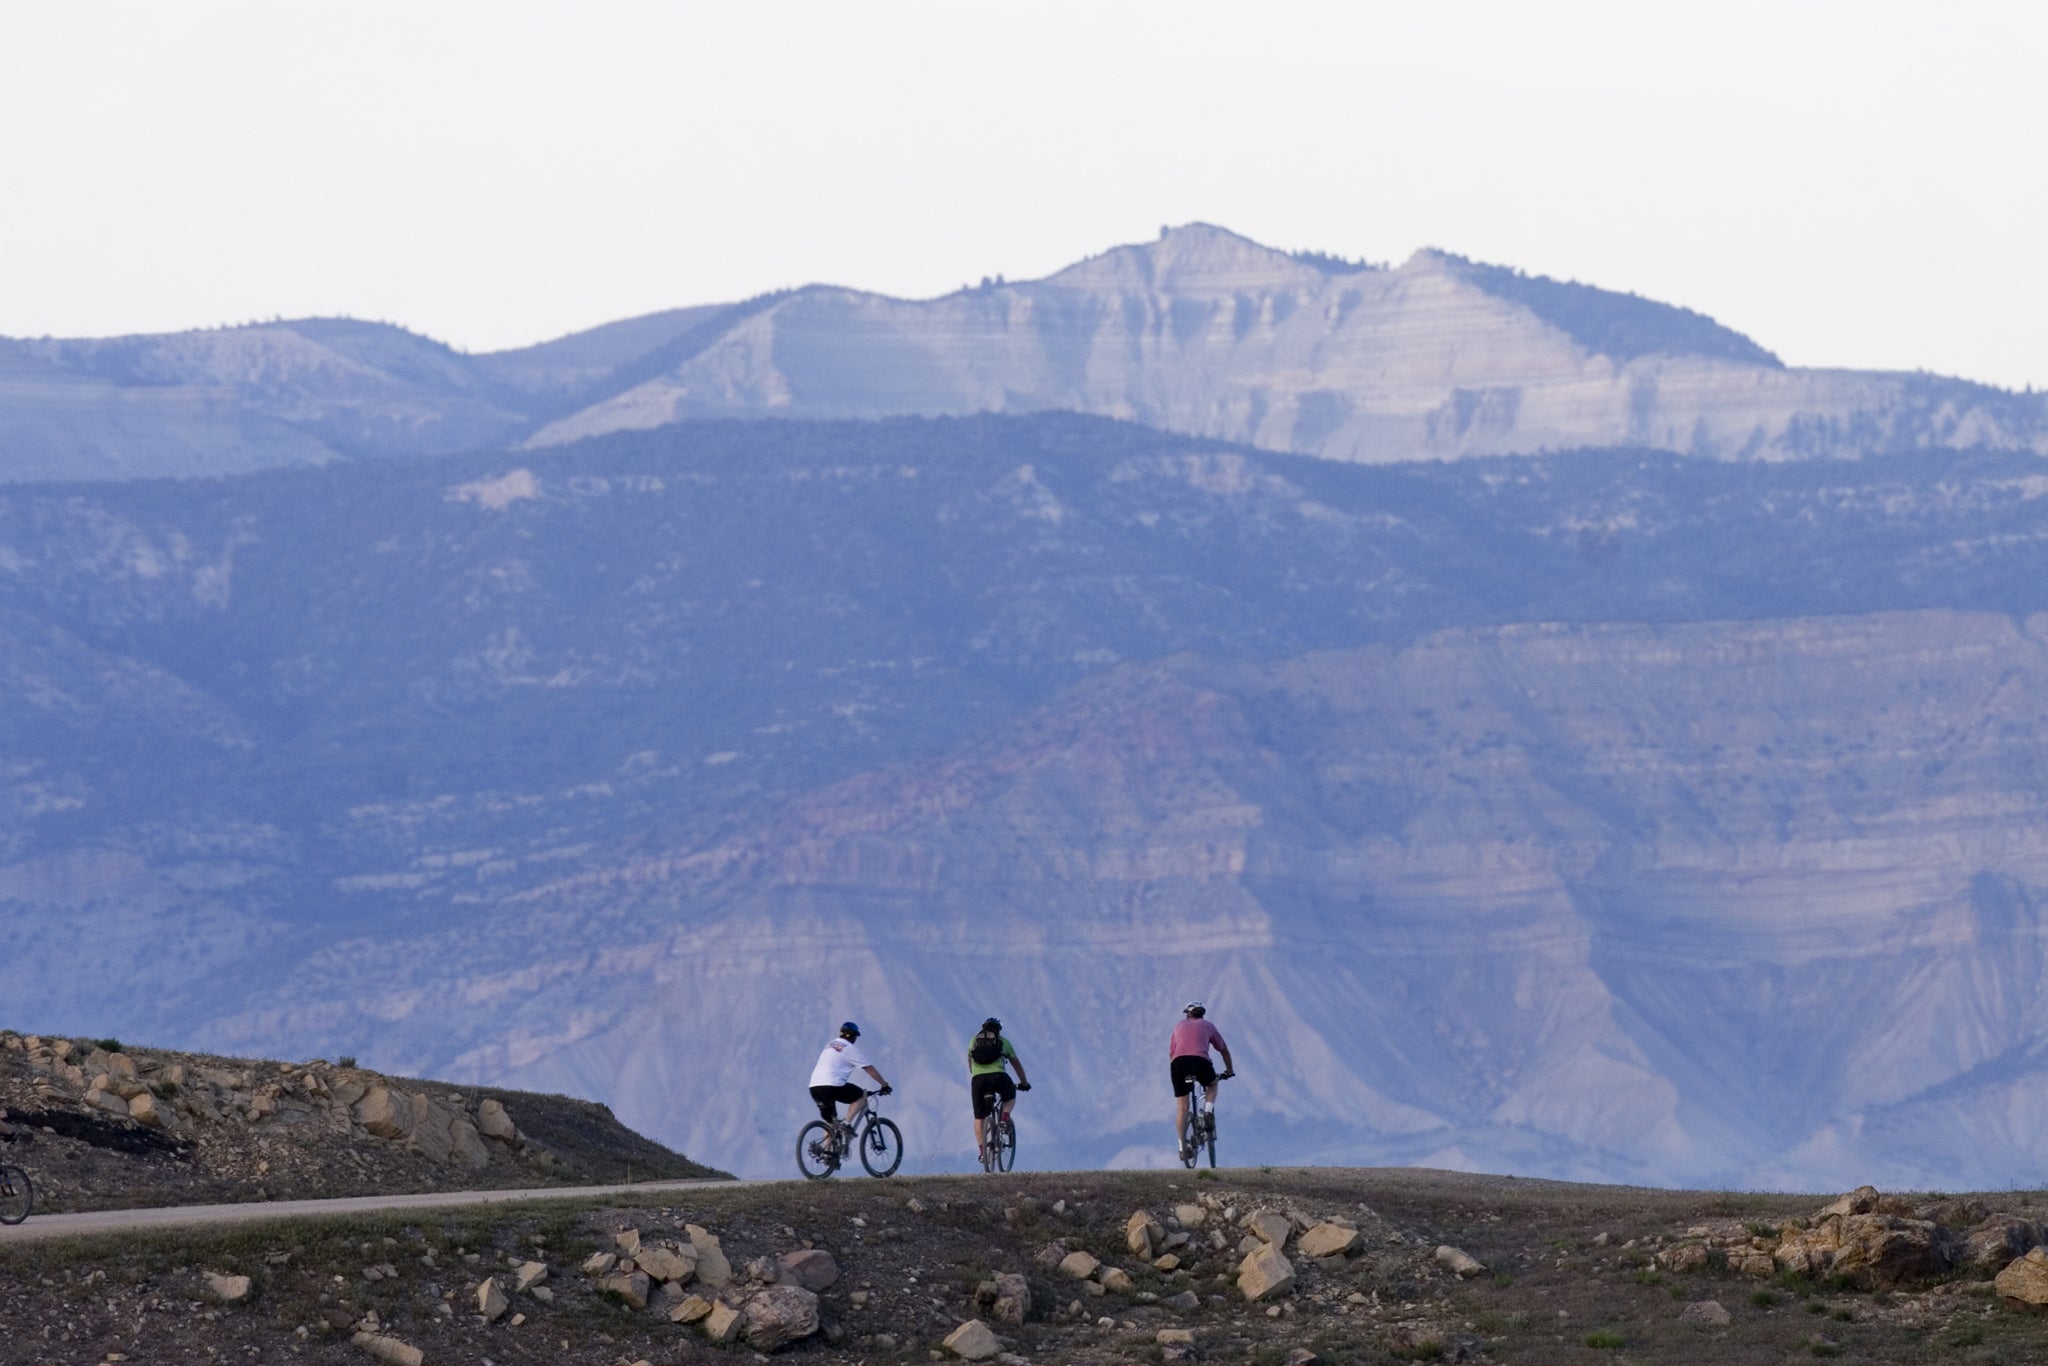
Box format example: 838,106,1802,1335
968,1032,1017,1077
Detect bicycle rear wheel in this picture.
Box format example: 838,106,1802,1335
796,1121,839,1180
996,1116,1017,1172
1203,1113,1217,1169
0,1165,30,1224
860,1117,903,1177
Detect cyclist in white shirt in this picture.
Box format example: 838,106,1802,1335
808,1021,891,1146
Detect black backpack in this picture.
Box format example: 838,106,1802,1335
969,1032,1004,1066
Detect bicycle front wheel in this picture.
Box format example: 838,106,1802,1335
997,1117,1017,1172
860,1117,903,1177
796,1121,839,1180
1203,1116,1218,1169
0,1164,31,1224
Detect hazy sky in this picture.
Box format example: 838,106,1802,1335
5,1,2044,388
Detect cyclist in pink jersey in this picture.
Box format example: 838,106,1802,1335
1170,1002,1234,1161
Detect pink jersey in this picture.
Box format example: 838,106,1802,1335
1170,1017,1226,1060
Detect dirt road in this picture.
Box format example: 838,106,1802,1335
0,1176,738,1243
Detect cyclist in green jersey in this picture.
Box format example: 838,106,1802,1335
968,1017,1030,1157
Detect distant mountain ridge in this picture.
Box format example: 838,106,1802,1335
4,226,2043,481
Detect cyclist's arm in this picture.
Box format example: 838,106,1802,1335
1216,1044,1234,1072
1009,1054,1030,1087
862,1064,889,1090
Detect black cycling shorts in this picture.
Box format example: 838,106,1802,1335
971,1072,1016,1119
1170,1055,1217,1098
810,1082,863,1121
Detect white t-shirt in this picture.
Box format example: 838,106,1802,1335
809,1036,871,1088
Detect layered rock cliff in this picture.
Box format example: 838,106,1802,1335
5,415,2048,1184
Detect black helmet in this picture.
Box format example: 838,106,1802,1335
982,1017,1002,1033
839,1021,861,1038
1183,1002,1206,1018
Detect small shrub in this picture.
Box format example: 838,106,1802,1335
1810,1342,1842,1358
90,1038,122,1054
1805,1299,1827,1314
1747,1222,1780,1239
1584,1329,1625,1349
1751,1289,1786,1307
1943,1324,1985,1348
1491,1271,1513,1288
337,1056,358,1069
1389,1341,1443,1362
1830,1307,1855,1322
1630,1268,1663,1286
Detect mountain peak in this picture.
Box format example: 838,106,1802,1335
1046,222,1323,294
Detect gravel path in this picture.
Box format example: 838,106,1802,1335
0,1176,740,1243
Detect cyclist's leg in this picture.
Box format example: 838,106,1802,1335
1171,1056,1196,1152
971,1073,996,1155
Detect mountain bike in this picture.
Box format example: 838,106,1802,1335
1180,1069,1232,1169
797,1090,903,1179
977,1081,1028,1173
0,1162,31,1225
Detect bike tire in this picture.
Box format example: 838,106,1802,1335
860,1117,904,1177
796,1121,839,1180
997,1116,1017,1172
1203,1115,1218,1169
0,1164,30,1225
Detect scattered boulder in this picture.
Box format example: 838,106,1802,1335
778,1248,839,1291
1058,1250,1100,1280
511,1260,548,1293
598,1270,651,1311
1819,1186,1882,1219
580,1251,617,1276
980,1271,1031,1325
1658,1243,1714,1274
670,1294,714,1324
202,1271,252,1305
477,1098,518,1142
1164,1290,1200,1312
128,1091,172,1131
702,1301,743,1344
1245,1210,1292,1248
1157,1328,1197,1346
474,1277,507,1322
1100,1267,1133,1294
1820,1214,1953,1288
1434,1245,1486,1278
944,1318,1001,1361
614,1229,643,1257
687,1225,733,1288
742,1284,821,1351
1678,1300,1732,1326
636,1244,696,1284
1127,1210,1164,1257
1996,1247,2048,1306
354,1087,410,1140
1174,1203,1208,1228
1964,1218,2042,1271
1297,1222,1363,1259
1238,1242,1295,1301
350,1332,424,1366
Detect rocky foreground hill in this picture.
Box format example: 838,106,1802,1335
9,1165,2048,1365
0,1030,724,1212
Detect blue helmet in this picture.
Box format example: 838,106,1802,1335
839,1021,861,1038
